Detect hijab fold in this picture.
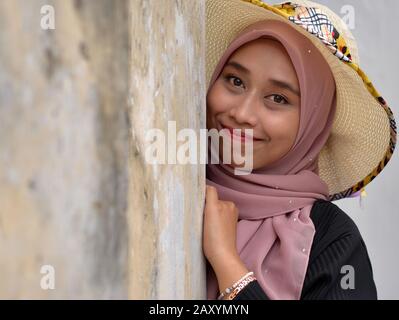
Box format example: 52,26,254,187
206,20,337,300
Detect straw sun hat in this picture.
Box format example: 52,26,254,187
206,0,397,201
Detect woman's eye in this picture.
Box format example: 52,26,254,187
226,75,244,88
266,94,289,105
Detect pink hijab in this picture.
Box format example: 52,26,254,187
206,20,337,300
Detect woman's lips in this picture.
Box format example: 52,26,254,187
220,124,263,142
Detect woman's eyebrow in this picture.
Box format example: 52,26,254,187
269,79,300,97
225,61,250,75
225,60,300,97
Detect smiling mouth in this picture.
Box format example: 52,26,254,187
220,124,263,142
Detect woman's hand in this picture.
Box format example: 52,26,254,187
203,185,250,297
203,185,240,271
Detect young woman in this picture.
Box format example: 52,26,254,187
203,0,397,300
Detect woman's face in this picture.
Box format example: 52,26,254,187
207,38,301,170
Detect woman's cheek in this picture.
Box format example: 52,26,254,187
209,84,233,112
272,112,298,139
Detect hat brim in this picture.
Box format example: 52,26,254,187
206,0,397,200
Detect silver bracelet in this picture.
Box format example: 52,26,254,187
217,271,254,300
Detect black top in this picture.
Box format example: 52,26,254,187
233,199,378,300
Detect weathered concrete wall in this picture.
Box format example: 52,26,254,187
0,0,130,299
128,0,206,299
0,0,205,299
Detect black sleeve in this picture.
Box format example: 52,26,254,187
300,227,378,300
233,200,378,300
300,200,378,300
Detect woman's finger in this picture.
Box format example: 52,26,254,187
206,185,219,204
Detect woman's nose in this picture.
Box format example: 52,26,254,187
228,94,258,127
